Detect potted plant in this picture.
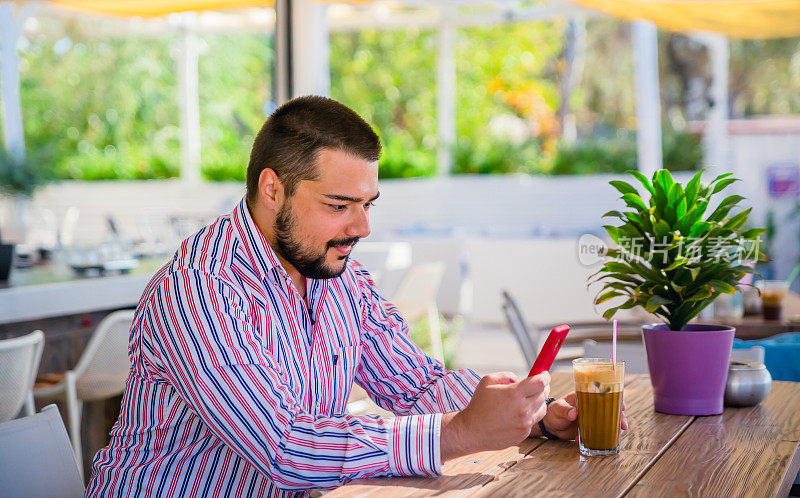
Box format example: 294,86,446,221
0,149,51,280
591,168,766,415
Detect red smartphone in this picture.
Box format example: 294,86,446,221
528,324,570,377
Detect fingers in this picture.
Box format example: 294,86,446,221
518,371,550,397
550,398,577,421
533,397,548,423
482,371,519,386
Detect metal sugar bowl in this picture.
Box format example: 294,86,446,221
724,360,772,407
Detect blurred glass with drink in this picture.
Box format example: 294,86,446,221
759,280,788,321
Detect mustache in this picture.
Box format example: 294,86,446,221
327,237,360,250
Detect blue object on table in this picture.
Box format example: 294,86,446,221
733,333,800,382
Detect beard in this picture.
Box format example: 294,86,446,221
273,201,359,279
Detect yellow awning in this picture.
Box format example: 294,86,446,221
568,0,800,39
28,0,365,18
18,0,800,38
37,0,272,17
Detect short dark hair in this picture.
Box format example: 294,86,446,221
246,95,381,203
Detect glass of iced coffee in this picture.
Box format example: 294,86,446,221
573,358,625,456
760,280,787,321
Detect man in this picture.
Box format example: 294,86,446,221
87,96,622,497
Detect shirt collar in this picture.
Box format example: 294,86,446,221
231,196,284,282
231,197,330,307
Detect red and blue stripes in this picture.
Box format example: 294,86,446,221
86,198,480,497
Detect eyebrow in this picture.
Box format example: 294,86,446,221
323,192,380,203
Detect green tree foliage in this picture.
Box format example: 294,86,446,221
330,22,564,177
330,28,439,178
20,34,181,180
453,22,564,174
199,34,274,182
5,16,798,182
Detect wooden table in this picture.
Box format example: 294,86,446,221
328,372,800,498
705,315,800,340
710,290,800,340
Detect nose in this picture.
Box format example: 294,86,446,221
345,205,371,239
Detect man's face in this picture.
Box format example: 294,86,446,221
273,148,379,279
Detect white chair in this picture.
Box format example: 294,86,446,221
582,339,650,374
391,262,446,363
34,310,135,475
0,330,44,422
0,404,85,497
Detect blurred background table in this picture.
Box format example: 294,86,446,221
0,257,165,478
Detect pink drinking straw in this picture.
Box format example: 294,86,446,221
612,319,617,371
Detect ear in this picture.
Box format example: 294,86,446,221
257,168,285,212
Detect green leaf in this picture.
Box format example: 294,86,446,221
676,195,688,221
683,169,705,206
689,221,712,237
664,256,689,271
645,295,671,313
609,180,640,197
621,193,648,213
707,195,745,223
603,225,620,244
654,169,675,197
742,227,767,239
605,261,634,274
677,201,708,234
602,300,635,320
595,290,623,305
685,286,713,301
723,208,751,230
708,280,736,294
711,177,740,195
654,219,671,239
667,182,683,206
602,210,625,219
710,172,734,184
626,170,654,194
623,211,651,233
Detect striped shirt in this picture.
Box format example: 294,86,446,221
86,197,480,497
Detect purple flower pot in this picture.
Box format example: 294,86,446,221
642,323,735,416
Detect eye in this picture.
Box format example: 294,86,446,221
328,204,347,212
364,202,376,210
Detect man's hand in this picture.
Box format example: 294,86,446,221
532,392,628,440
441,371,550,462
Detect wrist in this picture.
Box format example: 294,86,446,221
440,411,470,462
538,398,559,440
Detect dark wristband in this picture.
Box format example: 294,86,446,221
539,397,559,440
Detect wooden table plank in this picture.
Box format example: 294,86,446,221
467,375,695,498
326,373,577,498
626,381,800,498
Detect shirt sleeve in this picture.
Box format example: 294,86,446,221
140,268,442,491
353,264,482,440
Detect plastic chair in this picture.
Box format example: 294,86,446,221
582,339,650,374
500,290,583,368
391,262,446,363
0,330,44,422
0,404,85,497
34,310,134,475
